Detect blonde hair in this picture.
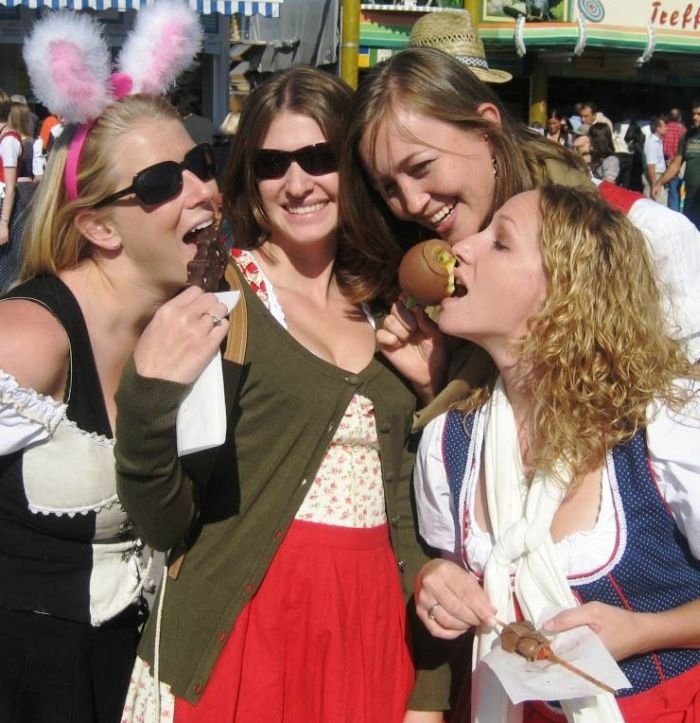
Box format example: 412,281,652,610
458,185,697,485
8,101,31,138
219,111,240,136
19,94,179,280
0,89,9,122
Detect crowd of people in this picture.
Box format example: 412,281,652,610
1,4,700,723
536,97,700,233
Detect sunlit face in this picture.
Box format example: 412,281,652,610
547,116,561,135
107,118,218,293
257,110,339,251
439,190,547,366
360,104,497,245
573,135,591,161
580,106,595,126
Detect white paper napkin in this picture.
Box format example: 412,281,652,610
176,290,240,456
481,610,632,704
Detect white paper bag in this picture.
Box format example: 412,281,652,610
176,290,240,456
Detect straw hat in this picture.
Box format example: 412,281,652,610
408,10,512,84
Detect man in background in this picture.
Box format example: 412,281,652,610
663,107,686,212
171,91,215,146
645,116,668,205
579,100,614,134
656,100,700,230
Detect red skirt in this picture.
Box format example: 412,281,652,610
175,520,415,723
523,664,700,723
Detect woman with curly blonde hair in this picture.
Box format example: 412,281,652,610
412,184,700,722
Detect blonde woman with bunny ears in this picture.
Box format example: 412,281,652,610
0,5,228,721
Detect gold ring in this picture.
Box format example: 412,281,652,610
427,602,440,620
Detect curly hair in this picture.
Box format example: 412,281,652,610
457,185,698,486
339,47,590,304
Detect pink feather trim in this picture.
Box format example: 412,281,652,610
140,19,194,94
50,40,109,119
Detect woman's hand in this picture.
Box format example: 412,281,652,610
376,298,446,404
542,602,652,662
415,559,496,639
543,598,700,662
133,285,230,384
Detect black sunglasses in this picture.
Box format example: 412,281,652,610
253,142,337,181
94,143,217,209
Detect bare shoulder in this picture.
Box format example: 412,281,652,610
0,299,70,399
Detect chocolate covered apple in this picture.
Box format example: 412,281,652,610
398,239,457,307
185,209,226,292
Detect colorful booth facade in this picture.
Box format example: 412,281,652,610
358,1,700,123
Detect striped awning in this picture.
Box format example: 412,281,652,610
0,0,282,15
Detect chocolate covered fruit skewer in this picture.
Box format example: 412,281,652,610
495,619,615,694
186,207,226,292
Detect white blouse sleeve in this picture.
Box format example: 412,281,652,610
414,413,458,554
0,370,66,455
626,199,700,362
647,379,700,559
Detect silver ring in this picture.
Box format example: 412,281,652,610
427,602,440,620
208,312,224,327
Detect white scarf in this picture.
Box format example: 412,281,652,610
471,378,624,723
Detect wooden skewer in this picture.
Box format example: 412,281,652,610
547,653,615,695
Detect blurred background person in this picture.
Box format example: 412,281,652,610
663,108,686,211
579,100,614,134
10,94,38,138
0,97,36,293
645,116,668,204
589,121,620,184
656,100,700,229
545,108,573,148
172,89,216,145
0,89,22,291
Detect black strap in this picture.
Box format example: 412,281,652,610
2,275,112,438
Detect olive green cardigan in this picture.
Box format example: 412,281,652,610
115,265,451,710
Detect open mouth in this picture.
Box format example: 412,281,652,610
183,220,214,245
453,280,468,298
287,201,328,215
184,219,227,292
430,203,456,228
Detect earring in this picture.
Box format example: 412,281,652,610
111,241,121,250
492,156,498,177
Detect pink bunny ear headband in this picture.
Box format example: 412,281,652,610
22,1,203,201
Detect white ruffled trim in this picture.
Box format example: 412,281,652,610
61,415,113,447
0,369,66,432
28,492,122,518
